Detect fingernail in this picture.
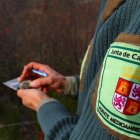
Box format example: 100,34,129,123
30,81,35,87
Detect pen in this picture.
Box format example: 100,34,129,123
32,69,48,77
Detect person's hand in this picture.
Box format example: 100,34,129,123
18,62,66,94
17,89,49,111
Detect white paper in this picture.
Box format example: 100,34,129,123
3,78,19,91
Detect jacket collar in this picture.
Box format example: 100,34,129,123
102,0,126,22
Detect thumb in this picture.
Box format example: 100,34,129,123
30,77,52,88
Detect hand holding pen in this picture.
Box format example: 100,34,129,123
18,69,48,90
17,62,66,111
18,62,66,94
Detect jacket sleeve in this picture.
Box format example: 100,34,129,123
37,100,78,140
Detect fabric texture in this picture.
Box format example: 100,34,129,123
63,76,79,97
37,98,59,112
102,0,125,22
37,0,140,139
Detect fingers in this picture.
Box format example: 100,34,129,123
17,89,24,97
17,89,36,111
17,89,31,99
25,62,52,73
42,87,48,93
18,62,51,82
17,89,49,111
30,77,53,88
19,62,41,82
18,61,66,94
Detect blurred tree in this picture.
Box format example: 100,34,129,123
0,0,100,139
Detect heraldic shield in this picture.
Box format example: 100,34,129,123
113,78,140,115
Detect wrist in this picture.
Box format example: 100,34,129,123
37,98,59,111
32,90,50,111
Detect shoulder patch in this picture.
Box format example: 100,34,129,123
93,42,140,140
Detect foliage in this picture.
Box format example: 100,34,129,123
0,0,99,139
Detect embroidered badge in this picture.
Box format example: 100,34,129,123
95,42,140,139
113,78,140,115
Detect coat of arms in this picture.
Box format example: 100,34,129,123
113,78,140,115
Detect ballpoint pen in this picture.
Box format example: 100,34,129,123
32,69,48,77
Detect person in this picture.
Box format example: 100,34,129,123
17,0,140,139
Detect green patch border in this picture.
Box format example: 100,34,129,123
96,43,140,137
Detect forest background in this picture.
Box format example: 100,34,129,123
0,0,100,139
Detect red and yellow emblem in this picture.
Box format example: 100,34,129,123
113,78,140,115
